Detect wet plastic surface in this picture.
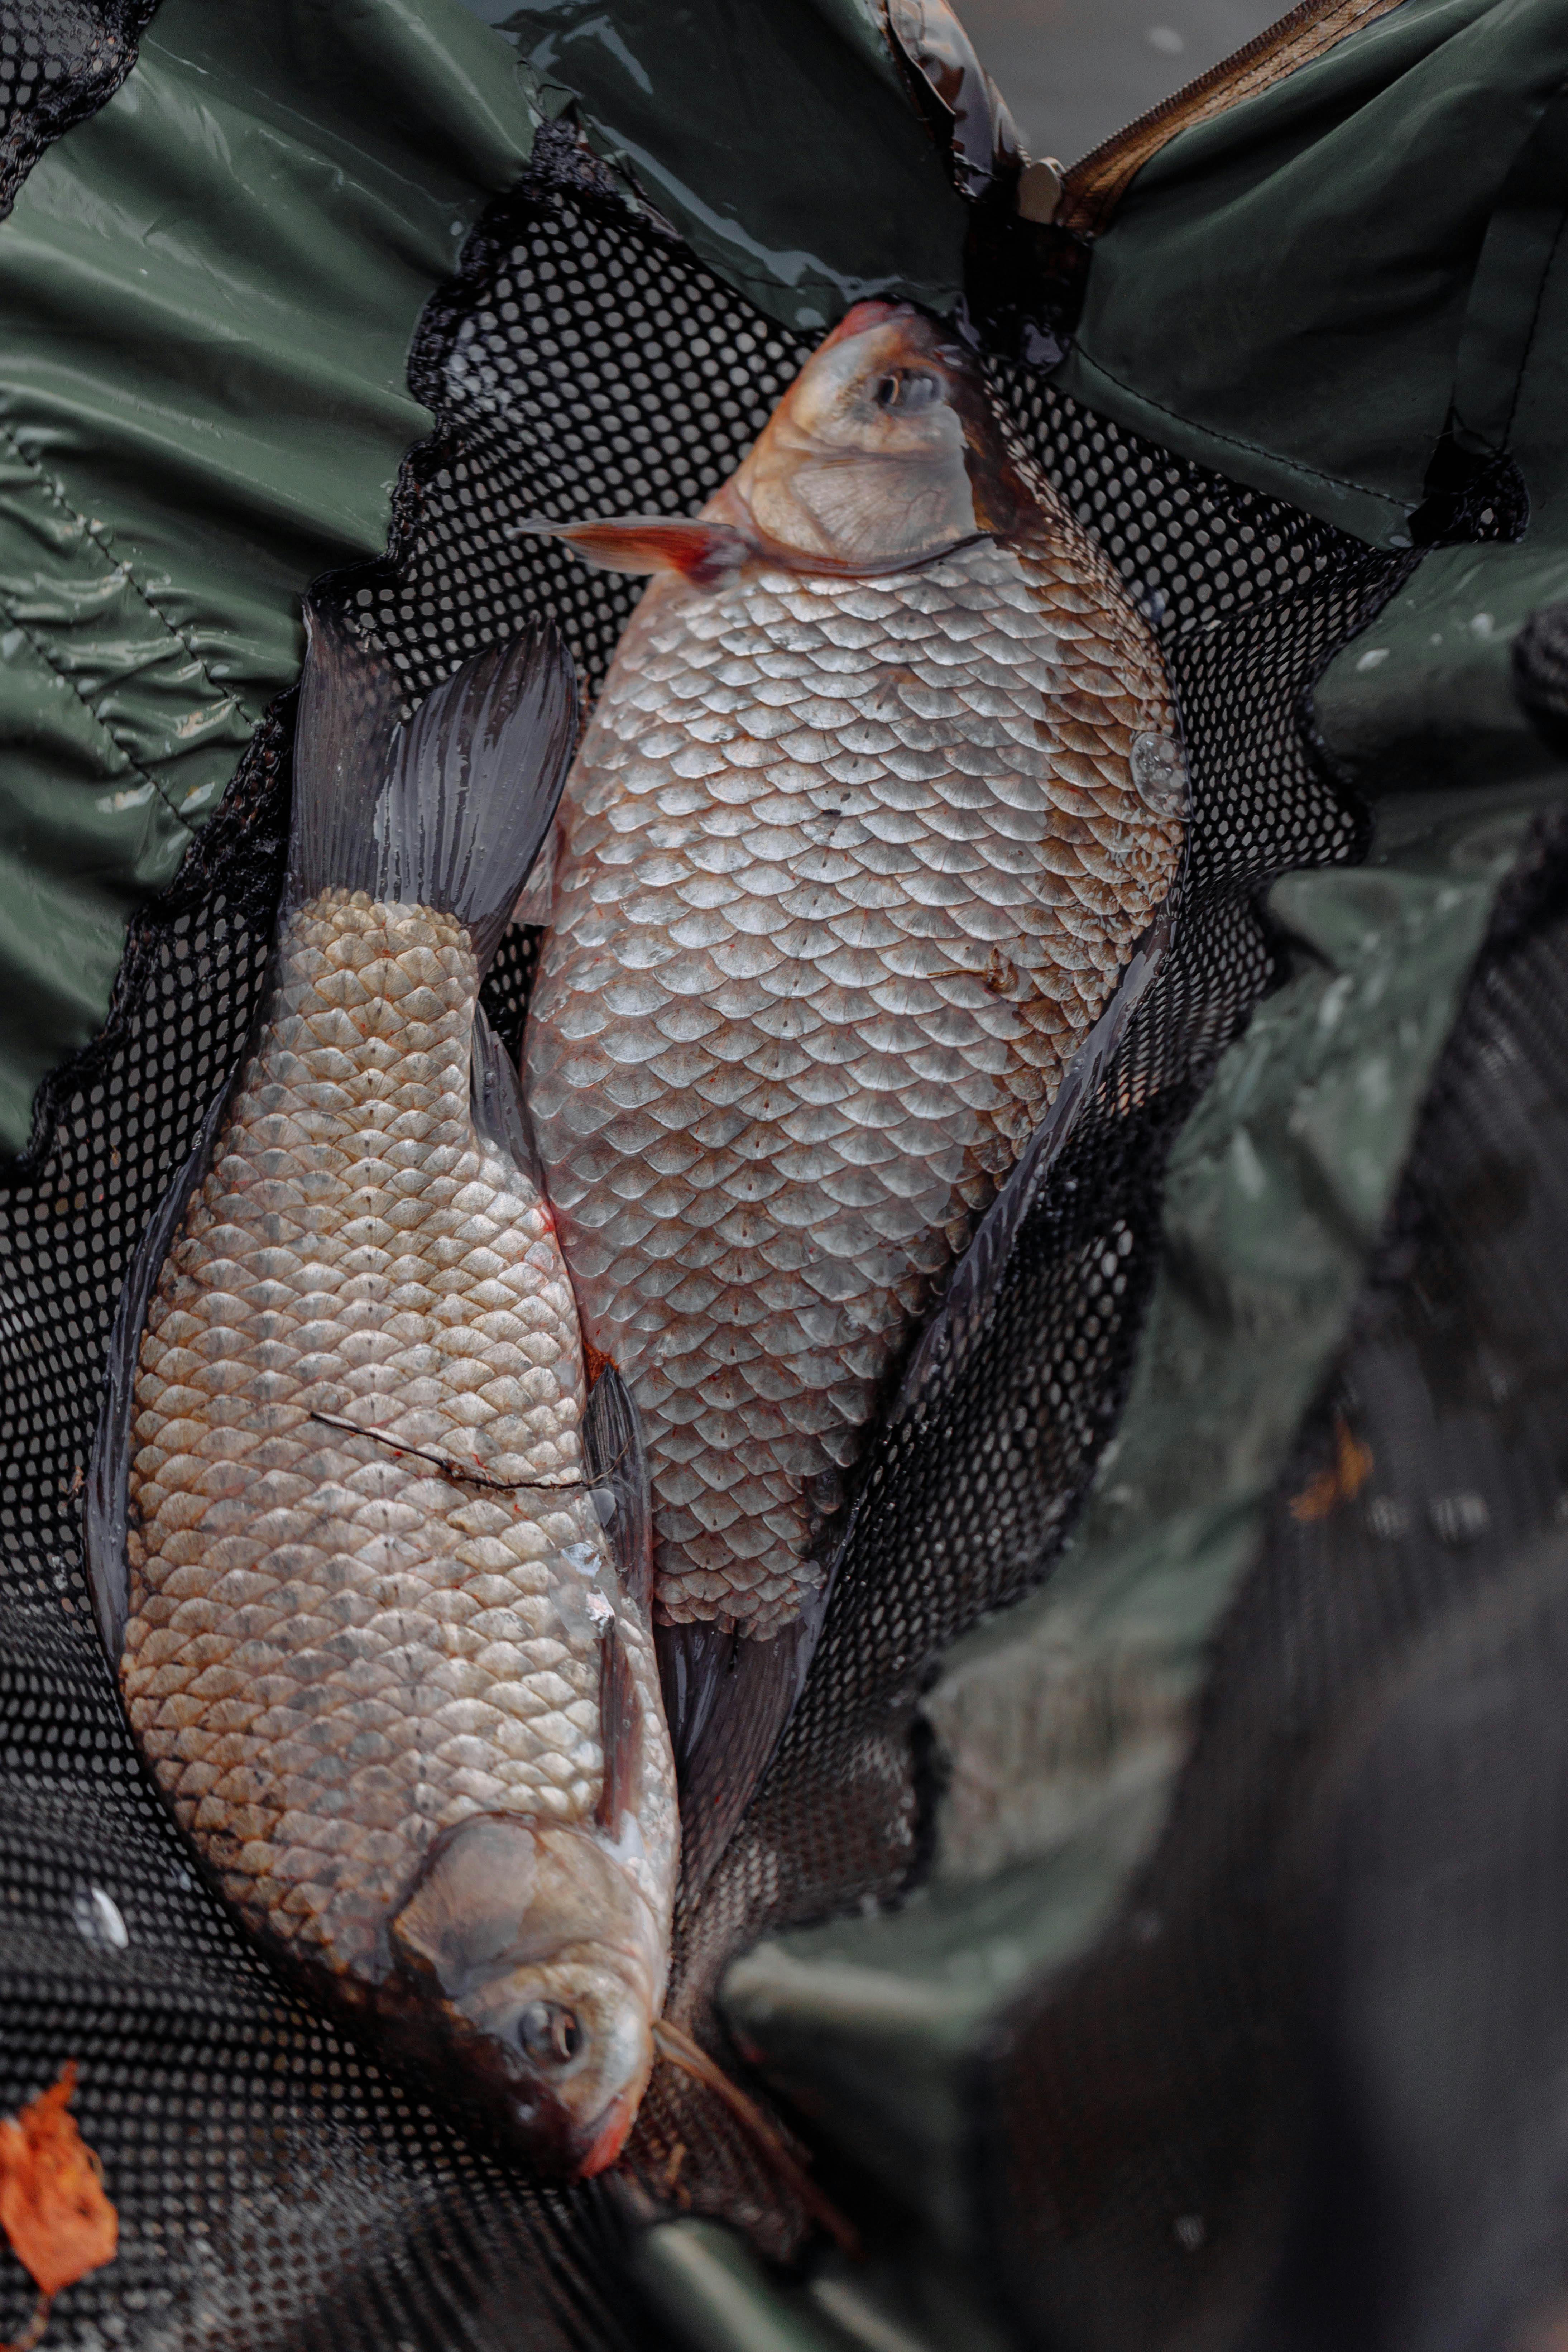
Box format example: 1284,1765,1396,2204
0,0,530,1154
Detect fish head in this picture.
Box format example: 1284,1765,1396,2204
718,298,1026,570
384,1812,665,2179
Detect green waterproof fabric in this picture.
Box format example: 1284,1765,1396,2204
478,0,970,332
1312,41,1568,777
1059,0,1568,547
630,2216,1015,2352
0,0,533,1155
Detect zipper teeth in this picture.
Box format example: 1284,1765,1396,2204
1069,0,1326,170
1056,0,1405,239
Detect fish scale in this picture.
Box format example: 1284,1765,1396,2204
122,889,665,1979
526,513,1184,1640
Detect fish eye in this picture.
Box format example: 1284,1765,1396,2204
517,2001,584,2067
874,369,940,412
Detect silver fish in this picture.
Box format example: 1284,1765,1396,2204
520,301,1187,1874
86,616,679,2180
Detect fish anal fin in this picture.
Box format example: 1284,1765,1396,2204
517,516,751,589
595,1619,642,1833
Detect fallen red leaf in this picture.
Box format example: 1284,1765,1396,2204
0,2064,117,2299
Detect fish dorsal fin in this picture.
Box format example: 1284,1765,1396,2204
513,516,752,589
85,1086,231,1664
595,1618,642,1834
583,1365,653,1617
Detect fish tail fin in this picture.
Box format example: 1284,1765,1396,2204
288,603,580,969
286,605,407,912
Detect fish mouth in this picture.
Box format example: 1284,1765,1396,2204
373,1980,641,2182
573,2086,641,2179
817,296,967,373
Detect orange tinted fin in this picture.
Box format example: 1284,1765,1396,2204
514,515,752,587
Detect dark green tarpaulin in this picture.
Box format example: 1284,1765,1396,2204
484,0,970,330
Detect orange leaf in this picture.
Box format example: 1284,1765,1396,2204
1288,1414,1374,1524
0,2065,117,2299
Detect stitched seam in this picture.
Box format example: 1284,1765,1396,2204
1069,349,1408,512
0,418,255,734
0,588,196,834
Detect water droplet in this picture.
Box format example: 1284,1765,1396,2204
1130,731,1187,816
73,1885,128,1952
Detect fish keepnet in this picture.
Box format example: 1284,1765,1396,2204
0,1,1565,2347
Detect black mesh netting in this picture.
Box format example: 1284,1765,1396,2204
0,0,152,222
967,816,1568,2352
0,112,1523,2347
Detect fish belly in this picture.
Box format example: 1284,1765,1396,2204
123,891,630,1981
525,536,1184,1639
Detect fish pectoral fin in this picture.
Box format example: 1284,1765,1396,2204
595,1618,643,1833
582,1364,654,1615
513,515,752,588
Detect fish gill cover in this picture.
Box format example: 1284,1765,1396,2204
0,0,1565,2348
